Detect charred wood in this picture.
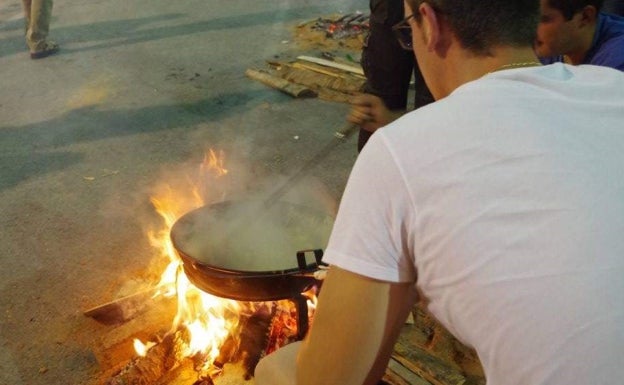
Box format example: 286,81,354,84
245,69,317,98
104,330,187,385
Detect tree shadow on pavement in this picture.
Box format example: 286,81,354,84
0,18,24,33
0,89,278,191
0,6,325,58
0,13,185,58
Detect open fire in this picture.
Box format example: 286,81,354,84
105,150,318,384
93,150,484,385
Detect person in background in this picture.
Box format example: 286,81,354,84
21,0,59,59
535,0,624,70
603,0,624,15
254,0,624,384
356,0,433,152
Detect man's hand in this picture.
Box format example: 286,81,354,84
347,93,404,133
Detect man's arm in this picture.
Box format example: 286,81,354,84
254,266,416,385
296,266,417,385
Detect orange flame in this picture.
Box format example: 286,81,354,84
136,149,239,371
136,149,319,378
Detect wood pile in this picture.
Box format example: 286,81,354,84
385,306,485,385
245,55,366,103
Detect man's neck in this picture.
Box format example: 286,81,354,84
437,46,540,98
482,47,542,74
565,18,599,64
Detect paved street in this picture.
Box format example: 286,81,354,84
0,0,360,383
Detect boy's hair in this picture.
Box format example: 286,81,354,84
547,0,604,19
406,0,540,56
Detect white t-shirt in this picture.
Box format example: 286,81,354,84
323,63,624,385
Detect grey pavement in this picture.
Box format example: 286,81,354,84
0,0,362,383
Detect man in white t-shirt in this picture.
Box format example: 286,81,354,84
254,0,624,384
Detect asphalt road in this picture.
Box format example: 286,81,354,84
0,0,362,383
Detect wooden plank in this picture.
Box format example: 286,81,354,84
385,357,432,385
84,284,174,325
245,68,317,98
278,67,363,93
296,55,365,76
391,347,467,385
291,62,343,78
291,61,365,81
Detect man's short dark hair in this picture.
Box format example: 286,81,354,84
547,0,605,19
406,0,540,56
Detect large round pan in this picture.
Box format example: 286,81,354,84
170,200,333,301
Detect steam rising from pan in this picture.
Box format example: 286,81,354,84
171,200,334,272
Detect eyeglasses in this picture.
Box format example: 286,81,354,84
392,14,415,51
392,3,449,51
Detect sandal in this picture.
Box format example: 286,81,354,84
30,41,60,60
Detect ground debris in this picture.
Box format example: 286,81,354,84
307,12,369,40
83,169,119,182
293,12,367,51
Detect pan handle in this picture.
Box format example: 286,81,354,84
296,249,327,270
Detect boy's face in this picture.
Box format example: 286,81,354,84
534,0,581,57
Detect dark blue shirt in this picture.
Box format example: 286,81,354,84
540,13,624,71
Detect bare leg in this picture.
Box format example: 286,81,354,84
25,0,57,57
21,0,32,35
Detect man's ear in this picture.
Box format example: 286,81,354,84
418,2,441,52
578,5,598,26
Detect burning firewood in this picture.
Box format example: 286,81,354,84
105,330,188,385
215,304,274,379
103,302,292,384
264,305,299,356
192,378,215,385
